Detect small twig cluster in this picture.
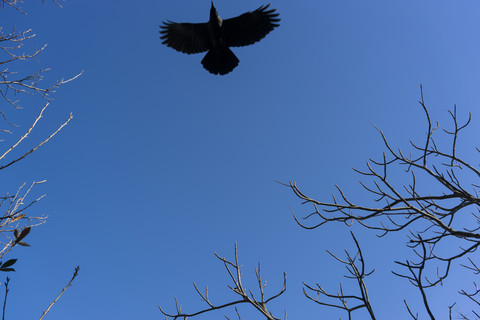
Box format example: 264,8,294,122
1,0,64,14
0,26,82,125
0,29,74,106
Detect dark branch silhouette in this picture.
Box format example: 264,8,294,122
285,86,480,319
159,242,287,320
303,232,376,319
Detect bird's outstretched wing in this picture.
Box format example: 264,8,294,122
222,4,280,47
159,22,210,54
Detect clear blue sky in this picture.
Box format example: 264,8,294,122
2,1,480,319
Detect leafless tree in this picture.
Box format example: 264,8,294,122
159,87,479,319
286,85,480,319
0,3,76,261
1,2,80,318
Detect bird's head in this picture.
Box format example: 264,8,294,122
210,2,220,22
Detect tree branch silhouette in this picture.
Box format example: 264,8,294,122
159,242,287,320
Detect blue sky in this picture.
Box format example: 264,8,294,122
2,0,480,319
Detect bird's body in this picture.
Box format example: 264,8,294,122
160,3,280,75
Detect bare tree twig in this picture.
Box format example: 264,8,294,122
39,266,80,320
2,277,9,320
1,0,64,14
0,103,73,171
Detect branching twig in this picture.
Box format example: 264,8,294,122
159,243,286,320
303,232,376,319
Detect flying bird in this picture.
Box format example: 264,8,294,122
159,2,280,75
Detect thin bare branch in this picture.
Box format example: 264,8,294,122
39,266,80,320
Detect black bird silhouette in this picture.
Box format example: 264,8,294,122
159,2,280,75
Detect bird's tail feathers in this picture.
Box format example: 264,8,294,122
201,47,239,75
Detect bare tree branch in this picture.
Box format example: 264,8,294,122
159,243,287,320
0,102,73,171
39,266,80,320
2,277,9,320
303,232,376,319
